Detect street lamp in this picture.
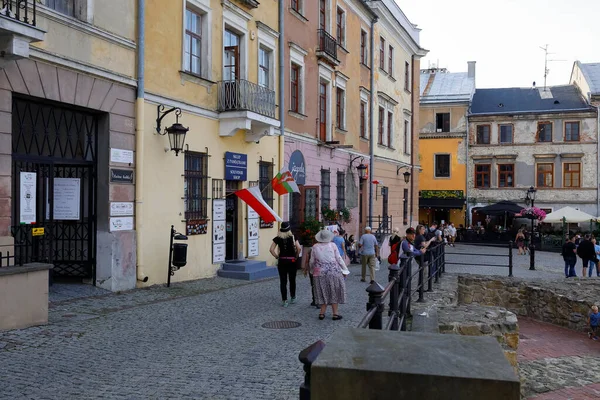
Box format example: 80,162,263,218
356,163,368,180
525,186,537,271
526,186,537,208
156,105,189,156
396,165,411,184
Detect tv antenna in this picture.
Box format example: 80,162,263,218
539,44,567,91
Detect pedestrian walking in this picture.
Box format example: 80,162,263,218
310,229,348,320
562,235,577,278
358,226,380,283
516,229,526,255
590,238,600,277
448,222,457,247
332,229,347,260
347,235,358,264
269,222,301,307
589,305,600,340
577,234,597,278
387,227,402,265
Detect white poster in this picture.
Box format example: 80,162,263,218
19,172,36,224
110,202,134,216
110,217,134,231
110,148,134,164
247,205,259,257
213,199,226,264
53,178,81,220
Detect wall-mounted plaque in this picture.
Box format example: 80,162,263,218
110,169,134,184
110,216,134,232
110,202,134,216
110,148,134,164
187,219,208,236
54,178,80,220
19,172,36,224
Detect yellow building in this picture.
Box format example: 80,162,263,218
418,63,476,226
137,0,282,285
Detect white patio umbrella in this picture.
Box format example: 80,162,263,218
543,206,597,223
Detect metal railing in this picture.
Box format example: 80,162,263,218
368,215,392,244
317,29,338,61
0,0,36,26
298,245,446,399
445,241,515,276
217,79,276,119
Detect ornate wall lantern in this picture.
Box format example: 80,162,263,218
350,155,368,181
396,165,411,184
156,105,189,156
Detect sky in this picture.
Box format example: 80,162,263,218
398,0,600,89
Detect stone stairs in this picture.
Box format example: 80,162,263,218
217,260,278,281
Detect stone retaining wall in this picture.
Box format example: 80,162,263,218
458,275,597,332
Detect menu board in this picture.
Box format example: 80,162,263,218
53,178,80,220
19,172,36,224
212,200,226,264
247,205,259,257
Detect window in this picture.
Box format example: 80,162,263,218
184,8,202,76
184,152,209,220
291,0,302,13
382,187,389,220
436,113,450,133
563,163,581,188
360,101,367,138
536,163,554,188
336,171,346,209
387,111,393,147
336,88,345,129
404,120,410,154
475,164,491,188
565,122,580,142
388,45,394,76
378,107,385,145
499,124,513,144
434,154,450,178
321,168,330,210
319,81,327,141
360,30,368,65
537,122,552,142
319,0,326,30
476,125,490,144
46,0,75,16
336,7,345,46
403,188,409,225
223,29,240,81
258,47,270,88
498,164,514,188
290,64,300,113
379,37,386,70
404,61,410,91
259,161,274,208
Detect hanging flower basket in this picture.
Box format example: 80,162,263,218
516,207,546,221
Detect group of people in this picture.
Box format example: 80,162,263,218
561,233,600,278
269,221,456,320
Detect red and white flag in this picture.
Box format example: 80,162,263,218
235,186,282,223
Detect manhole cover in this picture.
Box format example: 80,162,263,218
261,321,302,329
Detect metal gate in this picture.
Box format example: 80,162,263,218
11,96,98,279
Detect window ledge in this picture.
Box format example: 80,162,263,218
179,71,216,88
434,176,451,180
377,144,392,150
289,8,308,23
379,68,388,76
360,137,369,143
339,45,349,54
288,110,307,120
360,62,371,70
404,89,412,95
389,75,396,82
336,127,348,134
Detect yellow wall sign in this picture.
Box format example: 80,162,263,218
32,227,44,236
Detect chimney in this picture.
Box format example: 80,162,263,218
467,61,476,80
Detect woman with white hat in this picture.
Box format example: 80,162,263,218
309,229,349,320
270,222,301,307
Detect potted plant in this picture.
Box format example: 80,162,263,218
299,217,323,246
338,207,351,224
321,204,338,223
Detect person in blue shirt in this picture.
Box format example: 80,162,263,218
589,305,600,340
332,229,347,260
401,227,425,257
589,237,600,277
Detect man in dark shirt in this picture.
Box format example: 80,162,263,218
562,235,577,278
577,234,596,278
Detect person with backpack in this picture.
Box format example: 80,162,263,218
577,234,597,278
387,227,402,265
270,222,302,307
562,235,577,278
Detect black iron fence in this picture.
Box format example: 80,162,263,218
217,79,276,119
299,245,446,399
1,0,37,26
0,251,16,267
317,29,338,61
445,241,515,276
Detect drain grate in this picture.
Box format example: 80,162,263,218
261,320,302,329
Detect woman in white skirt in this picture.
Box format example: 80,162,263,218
309,229,349,320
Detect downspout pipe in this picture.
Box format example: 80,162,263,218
135,0,148,283
465,111,470,227
368,15,377,229
278,0,284,221
596,103,599,217
409,55,414,227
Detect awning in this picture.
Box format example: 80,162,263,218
419,198,465,209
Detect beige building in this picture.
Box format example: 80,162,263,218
0,0,137,291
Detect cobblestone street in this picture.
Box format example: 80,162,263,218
0,264,397,400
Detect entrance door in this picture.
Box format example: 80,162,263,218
223,30,240,110
319,82,327,142
225,181,239,260
303,186,319,220
11,97,98,279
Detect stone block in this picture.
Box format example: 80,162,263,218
57,68,78,104
311,329,520,400
17,59,44,98
37,62,60,102
505,333,519,350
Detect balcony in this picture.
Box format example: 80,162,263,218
0,0,45,65
316,29,339,66
217,79,279,142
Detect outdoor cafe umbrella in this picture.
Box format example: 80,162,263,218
477,201,524,230
543,206,596,223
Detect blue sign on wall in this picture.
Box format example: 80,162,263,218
225,152,247,181
288,150,306,185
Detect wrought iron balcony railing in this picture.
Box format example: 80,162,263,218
217,79,276,119
1,0,37,26
317,29,338,61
